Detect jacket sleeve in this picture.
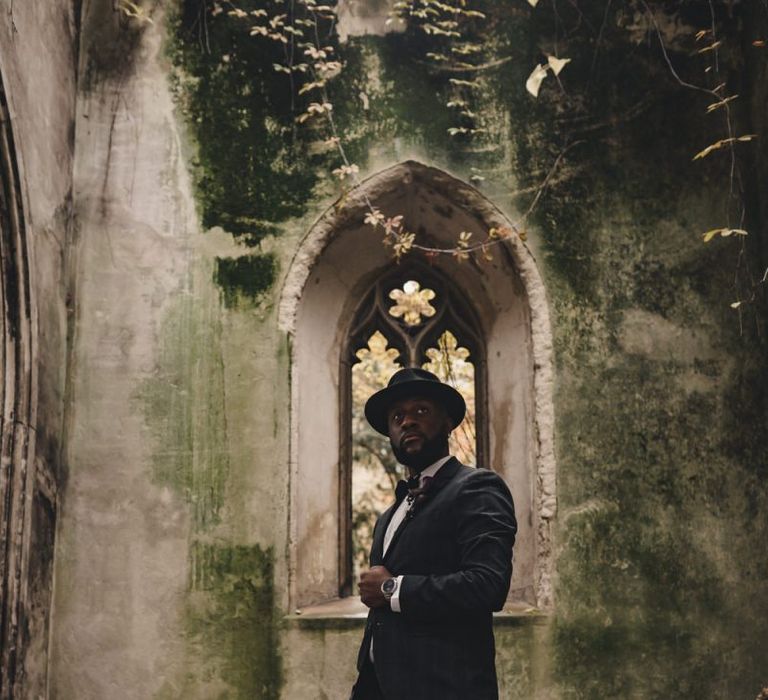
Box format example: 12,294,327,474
397,469,517,621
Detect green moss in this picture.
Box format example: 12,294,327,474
550,342,768,697
182,543,281,699
214,254,278,309
168,0,333,302
168,0,321,239
493,6,768,694
493,0,733,303
141,290,284,697
136,286,229,531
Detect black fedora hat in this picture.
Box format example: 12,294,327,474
364,367,466,436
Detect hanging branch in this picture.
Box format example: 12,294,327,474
639,0,764,316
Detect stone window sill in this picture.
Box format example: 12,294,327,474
284,597,548,631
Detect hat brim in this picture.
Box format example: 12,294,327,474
364,379,467,436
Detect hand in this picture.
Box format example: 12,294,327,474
359,566,393,609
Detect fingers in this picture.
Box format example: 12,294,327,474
358,566,391,608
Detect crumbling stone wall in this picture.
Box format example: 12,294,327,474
0,0,763,698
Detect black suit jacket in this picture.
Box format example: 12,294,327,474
354,458,517,700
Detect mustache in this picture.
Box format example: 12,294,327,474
399,430,425,446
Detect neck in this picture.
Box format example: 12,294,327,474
407,453,449,479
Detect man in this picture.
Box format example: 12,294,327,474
350,367,517,700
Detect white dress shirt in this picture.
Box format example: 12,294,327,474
370,455,452,662
384,455,452,612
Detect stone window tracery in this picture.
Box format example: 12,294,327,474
340,265,487,596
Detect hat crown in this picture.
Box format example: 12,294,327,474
386,367,441,390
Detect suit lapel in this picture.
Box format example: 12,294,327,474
382,457,462,564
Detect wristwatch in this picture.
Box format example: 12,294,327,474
380,577,398,601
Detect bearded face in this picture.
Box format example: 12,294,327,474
387,396,452,472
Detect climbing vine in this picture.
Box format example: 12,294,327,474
192,0,765,311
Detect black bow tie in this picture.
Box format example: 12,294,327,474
395,475,426,501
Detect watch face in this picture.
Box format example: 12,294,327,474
382,578,397,595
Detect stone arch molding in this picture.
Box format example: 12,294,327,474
0,71,39,695
280,160,556,611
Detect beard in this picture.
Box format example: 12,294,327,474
390,431,450,472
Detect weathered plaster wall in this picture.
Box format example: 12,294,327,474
51,1,192,693
40,0,768,699
0,0,77,694
50,2,288,698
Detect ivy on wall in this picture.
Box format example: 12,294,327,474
167,0,767,318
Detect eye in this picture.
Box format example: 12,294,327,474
417,406,429,415
392,411,404,423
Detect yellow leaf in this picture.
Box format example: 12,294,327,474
526,64,548,97
705,95,738,113
693,135,757,160
697,41,722,54
298,80,326,95
527,0,539,6
730,301,742,309
547,55,571,76
694,142,723,160
701,227,748,242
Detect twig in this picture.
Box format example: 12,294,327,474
413,56,513,73
639,0,718,98
640,1,743,233
522,140,584,220
406,140,584,256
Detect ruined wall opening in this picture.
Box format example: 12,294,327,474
280,161,556,612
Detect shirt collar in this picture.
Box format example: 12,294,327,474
417,455,452,482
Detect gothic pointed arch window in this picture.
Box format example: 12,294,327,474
281,161,556,614
339,264,488,595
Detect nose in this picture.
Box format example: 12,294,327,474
400,412,418,430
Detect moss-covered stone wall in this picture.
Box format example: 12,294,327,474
47,0,768,697
165,1,768,696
